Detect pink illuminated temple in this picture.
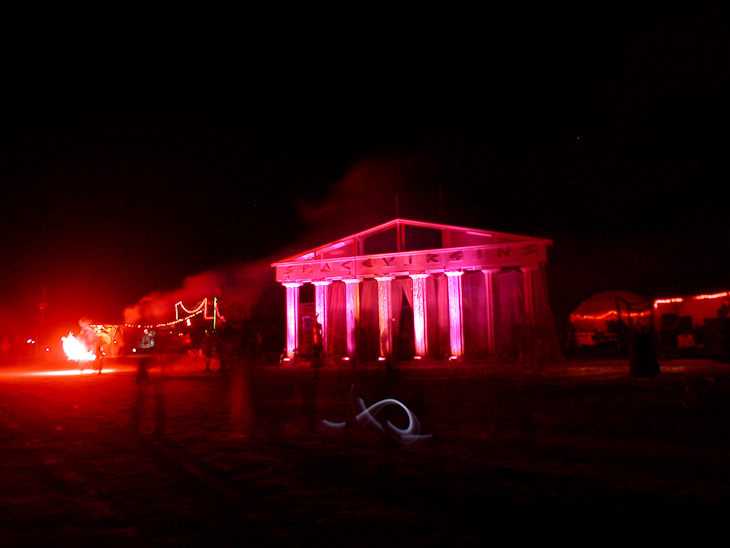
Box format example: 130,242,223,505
272,219,560,364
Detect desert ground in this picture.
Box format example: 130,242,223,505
1,355,729,547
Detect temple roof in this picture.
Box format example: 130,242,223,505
272,218,551,264
272,219,553,283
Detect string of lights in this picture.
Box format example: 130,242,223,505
571,309,652,321
91,298,223,332
654,291,730,308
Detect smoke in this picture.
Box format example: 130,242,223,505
123,258,274,326
296,158,407,239
296,154,448,238
123,157,438,327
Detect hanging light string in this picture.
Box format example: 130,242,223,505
571,309,652,322
654,291,730,308
91,297,224,332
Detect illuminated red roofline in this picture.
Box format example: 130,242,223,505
571,309,652,321
350,218,549,243
654,291,730,308
272,218,553,266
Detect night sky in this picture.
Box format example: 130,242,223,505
1,7,728,340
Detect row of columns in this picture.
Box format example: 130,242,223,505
283,266,539,361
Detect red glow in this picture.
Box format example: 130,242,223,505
571,309,652,321
654,291,730,308
694,291,729,301
28,368,118,377
654,297,684,308
61,333,96,361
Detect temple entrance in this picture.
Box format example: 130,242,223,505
359,279,380,362
396,293,414,361
273,219,559,364
463,270,490,359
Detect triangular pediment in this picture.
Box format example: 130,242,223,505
272,218,547,265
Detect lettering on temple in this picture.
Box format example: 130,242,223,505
272,218,557,363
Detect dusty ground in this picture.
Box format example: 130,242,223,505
1,356,729,547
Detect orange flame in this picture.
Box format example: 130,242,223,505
61,333,96,362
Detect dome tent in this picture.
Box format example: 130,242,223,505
570,291,652,344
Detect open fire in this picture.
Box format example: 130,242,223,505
61,333,96,362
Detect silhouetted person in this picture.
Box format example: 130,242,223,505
79,317,103,373
311,315,324,376
202,331,216,372
135,322,155,383
137,357,149,383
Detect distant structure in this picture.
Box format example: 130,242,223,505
654,290,730,360
570,291,652,349
272,219,561,364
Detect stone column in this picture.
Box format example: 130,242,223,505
445,271,464,357
410,273,429,358
312,280,331,353
522,265,537,327
521,265,540,365
343,278,361,358
375,276,394,358
481,269,500,354
282,282,302,359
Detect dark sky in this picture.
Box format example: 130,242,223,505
1,6,729,337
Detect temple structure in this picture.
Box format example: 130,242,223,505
272,219,560,364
